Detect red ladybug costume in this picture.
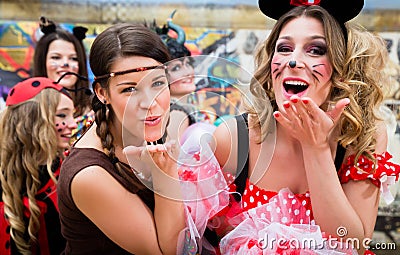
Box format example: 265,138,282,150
1,77,71,254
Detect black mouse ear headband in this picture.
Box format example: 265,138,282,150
39,16,88,41
258,0,364,24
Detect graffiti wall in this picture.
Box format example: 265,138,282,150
1,20,400,118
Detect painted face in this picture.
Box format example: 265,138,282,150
55,93,77,150
106,56,170,144
166,57,195,98
271,17,333,110
46,39,79,89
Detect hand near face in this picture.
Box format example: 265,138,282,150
273,95,350,147
123,140,179,178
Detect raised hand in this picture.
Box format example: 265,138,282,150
273,95,350,147
123,140,179,178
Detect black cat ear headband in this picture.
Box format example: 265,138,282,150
258,0,364,24
39,16,88,41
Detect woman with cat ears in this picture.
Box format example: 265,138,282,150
33,16,94,144
0,77,77,254
203,0,400,254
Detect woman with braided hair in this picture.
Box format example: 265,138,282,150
33,17,94,143
0,77,77,254
57,23,185,255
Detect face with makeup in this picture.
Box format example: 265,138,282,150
166,57,195,99
55,93,77,150
97,56,170,144
271,16,333,112
46,39,79,89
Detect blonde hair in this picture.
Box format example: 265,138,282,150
247,5,346,141
0,89,60,253
247,6,388,165
339,24,388,162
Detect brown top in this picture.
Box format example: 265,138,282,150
57,147,154,255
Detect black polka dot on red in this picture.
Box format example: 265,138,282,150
32,81,40,87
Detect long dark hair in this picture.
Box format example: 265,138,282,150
90,23,170,185
33,22,90,117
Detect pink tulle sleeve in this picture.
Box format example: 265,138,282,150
176,133,230,254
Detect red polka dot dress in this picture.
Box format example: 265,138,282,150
216,152,400,255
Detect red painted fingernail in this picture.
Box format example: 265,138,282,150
283,102,290,108
302,99,309,104
291,98,298,103
273,112,280,118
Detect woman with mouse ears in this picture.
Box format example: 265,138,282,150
33,17,94,143
200,0,400,254
57,23,188,255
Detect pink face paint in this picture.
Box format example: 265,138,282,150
312,59,332,82
272,55,286,79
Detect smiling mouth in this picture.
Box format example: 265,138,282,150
181,78,193,83
174,76,194,84
284,80,309,94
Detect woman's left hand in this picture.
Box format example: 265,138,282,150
273,95,350,147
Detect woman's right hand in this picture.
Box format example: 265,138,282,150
274,96,350,148
123,140,179,176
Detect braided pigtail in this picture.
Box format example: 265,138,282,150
89,24,171,188
92,89,145,187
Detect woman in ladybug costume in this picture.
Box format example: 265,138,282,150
0,77,77,254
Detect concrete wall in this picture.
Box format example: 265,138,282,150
1,0,400,31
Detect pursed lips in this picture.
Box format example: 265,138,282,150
143,115,162,126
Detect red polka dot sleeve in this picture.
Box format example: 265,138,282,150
338,152,400,204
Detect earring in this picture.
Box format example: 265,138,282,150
103,99,107,104
288,60,296,68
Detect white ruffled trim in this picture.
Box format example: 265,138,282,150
379,174,397,204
